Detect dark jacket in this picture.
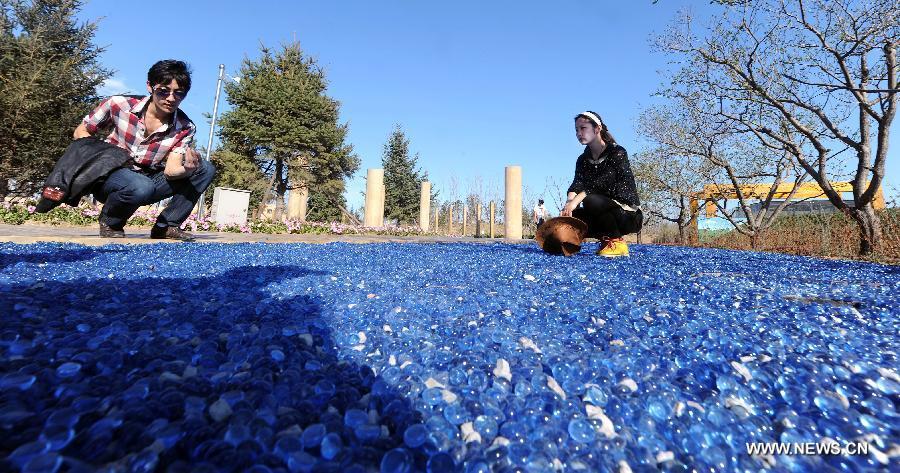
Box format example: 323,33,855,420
36,137,132,213
567,144,641,209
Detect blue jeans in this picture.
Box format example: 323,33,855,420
95,161,216,229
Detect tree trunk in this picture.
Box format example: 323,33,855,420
274,194,285,221
256,172,278,220
852,204,882,256
273,159,286,221
750,232,759,250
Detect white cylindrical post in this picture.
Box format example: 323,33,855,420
489,201,495,238
475,202,482,237
364,169,384,227
287,187,308,222
299,187,308,222
463,205,468,236
448,204,454,234
505,166,523,240
380,184,386,226
419,181,431,232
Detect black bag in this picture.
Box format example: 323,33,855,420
36,138,132,213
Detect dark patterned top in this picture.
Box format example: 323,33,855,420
567,144,640,210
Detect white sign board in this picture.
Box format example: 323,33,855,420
210,187,251,226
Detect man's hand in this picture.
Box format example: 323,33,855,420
561,200,577,217
73,123,92,139
183,148,200,174
164,148,200,180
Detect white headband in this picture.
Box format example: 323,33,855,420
579,111,603,128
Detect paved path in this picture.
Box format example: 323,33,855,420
0,223,533,246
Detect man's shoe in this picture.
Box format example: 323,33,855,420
596,237,629,257
99,223,125,238
150,225,195,242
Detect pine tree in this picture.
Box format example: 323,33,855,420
382,125,425,224
0,0,110,197
216,41,358,221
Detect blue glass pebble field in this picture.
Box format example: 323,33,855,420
1,241,898,472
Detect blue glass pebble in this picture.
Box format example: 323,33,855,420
500,421,528,443
354,424,382,443
507,442,531,465
427,452,455,473
128,449,159,472
287,451,317,473
403,423,428,448
464,459,491,473
8,441,47,468
46,408,79,428
875,377,899,395
40,424,74,451
274,436,302,459
423,387,443,406
583,386,607,406
568,419,595,444
443,403,470,425
647,399,672,421
314,380,336,397
473,415,498,441
22,452,62,473
301,423,326,449
1,373,36,390
320,432,343,460
344,408,369,428
380,447,412,473
55,362,81,378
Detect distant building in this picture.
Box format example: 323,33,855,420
748,198,857,215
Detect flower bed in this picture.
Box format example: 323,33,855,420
0,201,425,237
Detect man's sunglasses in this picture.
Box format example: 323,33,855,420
153,87,188,100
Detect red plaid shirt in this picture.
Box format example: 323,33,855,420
82,95,196,169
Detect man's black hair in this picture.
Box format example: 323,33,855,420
538,199,544,204
148,60,192,91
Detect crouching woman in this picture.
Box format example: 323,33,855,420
561,111,642,257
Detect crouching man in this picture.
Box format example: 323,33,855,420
74,59,215,241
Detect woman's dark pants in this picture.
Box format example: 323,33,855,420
572,193,642,239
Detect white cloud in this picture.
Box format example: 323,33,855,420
97,77,133,97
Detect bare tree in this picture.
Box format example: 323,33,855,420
658,0,899,255
543,176,570,215
485,176,504,224
638,98,810,248
632,150,702,244
521,184,540,236
466,175,485,227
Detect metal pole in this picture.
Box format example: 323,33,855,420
197,64,225,220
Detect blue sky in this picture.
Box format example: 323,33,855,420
77,1,898,223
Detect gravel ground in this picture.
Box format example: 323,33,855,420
1,241,898,472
